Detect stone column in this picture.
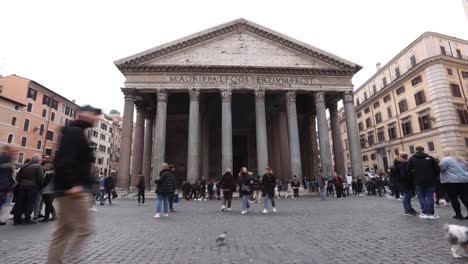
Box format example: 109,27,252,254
187,89,200,182
117,88,135,189
308,113,320,179
343,91,364,179
328,101,346,178
151,90,168,183
285,91,302,182
130,103,145,187
255,89,269,175
142,109,154,188
315,92,333,178
221,89,233,171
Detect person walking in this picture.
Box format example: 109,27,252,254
318,170,327,201
102,175,114,205
333,174,344,200
439,149,468,219
14,154,44,225
40,163,56,222
262,168,277,214
207,179,214,200
395,153,417,216
0,145,15,225
137,172,145,206
390,158,401,199
407,146,440,219
46,105,101,264
219,169,236,211
253,174,262,203
238,167,252,215
291,175,300,198
356,177,364,196
199,177,207,201
153,163,175,219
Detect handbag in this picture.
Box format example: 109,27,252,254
173,193,179,203
111,190,118,199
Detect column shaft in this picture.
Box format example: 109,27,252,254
142,115,154,188
315,92,333,178
221,90,233,171
187,90,200,182
343,91,364,179
131,107,145,186
285,91,302,182
255,89,269,175
329,101,346,178
117,89,135,189
151,90,168,184
308,114,320,179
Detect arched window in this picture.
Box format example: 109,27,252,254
7,134,13,144
11,117,16,126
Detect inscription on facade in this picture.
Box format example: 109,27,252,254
169,75,318,86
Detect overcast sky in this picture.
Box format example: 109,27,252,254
0,0,467,114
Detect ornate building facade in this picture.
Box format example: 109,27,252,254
114,19,364,188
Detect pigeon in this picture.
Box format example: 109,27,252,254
216,231,227,246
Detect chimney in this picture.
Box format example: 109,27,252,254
376,62,382,71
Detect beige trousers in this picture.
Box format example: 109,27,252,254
46,194,94,264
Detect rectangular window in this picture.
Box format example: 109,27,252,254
42,109,47,118
418,114,432,131
451,83,462,97
382,77,387,87
373,101,380,109
51,99,58,110
395,67,400,78
27,87,37,100
40,124,45,135
396,86,405,95
402,118,413,136
398,100,408,113
358,122,364,131
356,98,360,106
388,126,397,140
456,49,462,59
364,92,368,101
363,155,368,161
23,119,30,132
409,145,415,154
383,95,391,103
45,148,52,156
387,107,393,118
411,75,422,86
36,140,42,150
65,106,70,115
427,142,435,152
46,131,54,141
377,129,385,142
51,112,55,122
368,133,375,146
93,131,98,137
448,68,454,76
101,123,108,131
357,112,362,118
365,118,372,128
100,134,106,141
27,103,33,112
457,109,468,125
21,137,27,147
364,107,370,114
414,91,426,106
60,116,64,126
410,55,417,67
394,148,399,155
462,71,468,79
42,95,51,106
375,113,382,124
373,85,377,94
440,46,446,55
17,153,24,164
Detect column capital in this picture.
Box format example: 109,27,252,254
343,91,354,103
121,88,137,100
221,89,232,102
144,108,156,120
189,89,200,102
314,92,325,104
285,90,296,102
255,89,265,102
157,90,168,102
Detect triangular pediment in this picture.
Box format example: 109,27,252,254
115,18,361,73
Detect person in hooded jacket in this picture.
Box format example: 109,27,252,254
262,168,277,214
407,146,440,219
153,163,175,219
219,169,236,211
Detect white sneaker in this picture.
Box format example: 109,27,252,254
262,209,268,214
221,205,226,211
272,207,277,213
426,214,440,220
419,213,428,219
141,203,146,206
153,213,160,219
227,208,231,212
164,213,169,217
89,206,98,212
241,210,247,215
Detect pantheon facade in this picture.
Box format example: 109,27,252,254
114,19,364,188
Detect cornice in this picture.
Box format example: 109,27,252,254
117,65,355,76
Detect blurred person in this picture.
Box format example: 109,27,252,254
137,172,146,206
238,167,252,215
262,167,277,214
46,105,101,264
291,175,300,198
219,169,236,211
153,163,175,219
207,179,214,200
0,145,15,225
40,163,56,222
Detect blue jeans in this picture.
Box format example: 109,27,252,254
402,191,414,212
263,195,275,209
99,190,104,203
241,194,249,210
156,193,169,214
416,186,436,215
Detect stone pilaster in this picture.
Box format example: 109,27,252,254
343,91,364,179
285,91,302,182
142,109,154,188
221,89,233,171
315,92,333,178
117,88,136,189
255,89,269,175
151,90,168,184
328,101,346,178
187,89,200,182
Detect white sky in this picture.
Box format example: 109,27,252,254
0,0,467,114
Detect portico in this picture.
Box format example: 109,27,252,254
115,18,364,188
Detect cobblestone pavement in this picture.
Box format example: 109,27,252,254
1,194,467,264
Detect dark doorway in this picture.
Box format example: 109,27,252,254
383,156,389,173
233,134,248,181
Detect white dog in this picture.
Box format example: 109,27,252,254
445,224,468,258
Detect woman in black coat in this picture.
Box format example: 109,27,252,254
237,167,252,215
261,168,277,214
219,169,236,211
154,165,175,218
137,173,145,205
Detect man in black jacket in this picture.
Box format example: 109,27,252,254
407,146,440,219
46,105,100,264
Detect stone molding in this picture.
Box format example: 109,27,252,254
343,91,353,103
255,89,265,102
286,91,296,102
221,89,232,102
314,92,325,104
121,88,137,100
157,90,168,102
189,89,200,101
